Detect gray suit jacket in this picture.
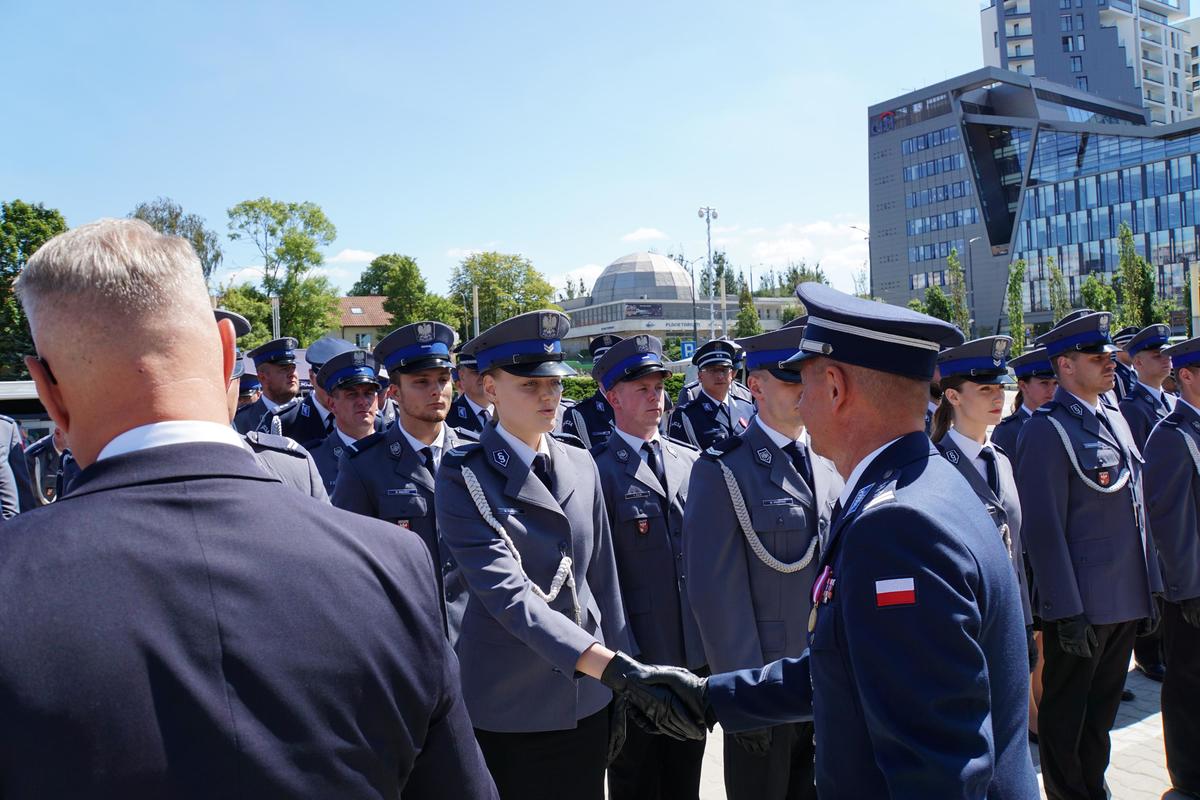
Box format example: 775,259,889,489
307,430,352,498
242,431,328,502
684,420,842,673
0,417,33,518
592,434,705,670
1143,401,1200,603
436,426,632,732
1016,387,1161,624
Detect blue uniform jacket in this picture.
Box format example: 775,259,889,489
592,433,705,670
0,442,496,799
667,392,755,450
1143,401,1200,603
0,417,33,517
1119,381,1175,451
305,430,351,497
447,394,487,434
676,379,754,407
1015,387,1160,624
685,421,841,673
990,407,1032,459
1114,360,1138,401
232,395,269,435
242,431,328,502
705,432,1039,799
258,394,330,444
560,390,615,449
435,426,632,732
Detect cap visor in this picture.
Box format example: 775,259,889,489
778,350,818,372
964,373,1014,386
1077,343,1120,355
501,361,578,378
393,357,454,374
767,366,805,383
333,376,381,392
614,364,670,385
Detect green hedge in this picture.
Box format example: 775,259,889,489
561,374,686,403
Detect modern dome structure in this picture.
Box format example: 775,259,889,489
589,252,695,304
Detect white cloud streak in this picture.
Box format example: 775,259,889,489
621,227,669,242
327,248,379,264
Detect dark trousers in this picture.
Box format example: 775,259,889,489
607,719,707,800
1162,601,1200,794
1040,619,1137,800
723,722,816,800
474,708,608,800
1133,596,1166,668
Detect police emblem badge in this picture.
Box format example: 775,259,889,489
458,406,467,419
493,449,510,467
991,338,1007,366
615,449,629,462
637,519,649,535
1070,403,1084,416
540,313,559,339
353,350,366,365
416,322,434,343
1098,314,1110,336
636,335,650,352
390,441,402,456
1098,470,1111,487
946,449,960,464
756,447,772,464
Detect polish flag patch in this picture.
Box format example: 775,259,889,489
875,578,916,608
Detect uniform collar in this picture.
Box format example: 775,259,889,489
463,394,493,418
613,426,659,455
98,420,251,462
944,426,986,461
701,388,731,409
334,427,359,447
312,394,332,422
1137,381,1164,403
1180,396,1200,418
398,421,446,455
1019,404,1037,417
754,416,800,450
260,394,282,412
837,435,904,508
1065,389,1102,416
494,421,549,470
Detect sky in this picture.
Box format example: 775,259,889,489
1,1,985,298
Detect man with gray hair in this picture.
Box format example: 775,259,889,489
0,218,496,799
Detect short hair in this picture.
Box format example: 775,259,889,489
15,218,210,328
844,363,928,417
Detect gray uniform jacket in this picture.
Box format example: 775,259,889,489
0,417,33,518
1015,387,1161,624
242,431,328,502
684,420,842,673
435,426,632,733
1143,401,1200,603
1120,382,1175,451
592,434,705,670
307,430,352,497
232,396,269,435
23,434,61,506
332,423,477,637
990,407,1032,459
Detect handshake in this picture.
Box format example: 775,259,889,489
600,652,713,759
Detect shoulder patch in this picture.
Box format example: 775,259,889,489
442,441,484,467
702,435,743,460
1036,401,1059,415
551,431,587,449
452,427,481,443
346,431,385,458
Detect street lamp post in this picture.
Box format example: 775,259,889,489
848,225,871,297
699,206,718,340
682,256,703,350
967,236,982,337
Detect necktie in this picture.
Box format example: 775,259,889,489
830,498,844,525
324,413,335,435
532,453,554,493
1162,393,1172,412
783,442,812,487
480,408,491,426
978,446,1000,496
642,441,667,493
419,447,435,475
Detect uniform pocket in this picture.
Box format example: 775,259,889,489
750,504,807,532
379,492,429,523
617,498,665,549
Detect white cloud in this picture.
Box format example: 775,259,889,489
216,265,264,287
740,220,870,293
445,247,481,260
327,248,379,264
621,227,669,243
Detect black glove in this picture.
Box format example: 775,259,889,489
1026,625,1039,673
1180,597,1200,629
607,696,627,766
1057,614,1097,659
733,727,773,757
600,652,708,741
1137,614,1160,637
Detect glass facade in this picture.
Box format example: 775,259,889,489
1012,129,1200,311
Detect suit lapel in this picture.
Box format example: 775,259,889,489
748,423,812,506
387,427,435,493
547,438,577,508
480,427,564,517
1056,388,1121,450
661,439,686,503
939,440,1001,507
618,439,666,499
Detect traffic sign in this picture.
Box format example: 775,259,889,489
680,340,696,360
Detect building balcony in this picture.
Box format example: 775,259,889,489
1144,50,1165,65
1007,45,1034,59
1006,28,1033,40
1145,88,1167,104
1141,0,1186,20
1141,27,1165,46
1144,72,1165,85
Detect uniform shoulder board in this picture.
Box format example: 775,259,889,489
1035,401,1059,414
560,397,578,409
346,431,385,458
666,435,699,452
550,431,587,449
589,437,612,458
244,431,305,456
702,435,743,460
273,397,301,415
442,441,484,467
453,427,481,443
1160,415,1181,428
996,412,1019,426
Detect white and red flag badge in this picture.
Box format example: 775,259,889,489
875,577,916,608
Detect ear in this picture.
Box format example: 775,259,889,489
26,355,70,434
827,363,849,411
216,318,237,383
482,373,497,403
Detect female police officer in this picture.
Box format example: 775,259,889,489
434,310,703,800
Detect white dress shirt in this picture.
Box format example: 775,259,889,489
98,420,250,461
755,417,802,451
399,423,448,471
944,426,990,483
613,427,661,465
495,422,549,470
464,395,494,424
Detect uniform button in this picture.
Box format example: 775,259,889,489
552,667,564,675
445,591,453,601
559,540,569,551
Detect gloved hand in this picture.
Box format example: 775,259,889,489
733,727,773,757
1026,625,1039,673
607,695,628,766
1180,596,1200,629
1057,614,1097,658
600,652,708,741
1137,615,1160,637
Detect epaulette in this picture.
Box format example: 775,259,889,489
272,397,301,416
551,431,587,449
453,427,481,443
345,431,385,458
1160,416,1180,428
24,435,52,456
560,397,578,409
995,412,1019,427
666,435,699,452
1035,401,1059,414
701,435,743,460
442,441,484,467
244,431,306,457
589,437,612,458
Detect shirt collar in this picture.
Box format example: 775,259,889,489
614,426,659,456
1137,381,1164,403
334,427,359,447
701,389,731,409
98,420,251,462
398,422,446,456
1065,389,1102,416
464,395,493,417
495,422,549,470
837,436,904,508
260,394,281,412
312,394,332,422
754,416,800,450
1020,404,1037,417
945,426,986,461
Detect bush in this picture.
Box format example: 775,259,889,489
560,374,687,404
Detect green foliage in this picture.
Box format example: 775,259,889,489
1115,222,1152,330
216,283,273,350
0,200,68,377
907,297,927,314
946,248,971,335
350,253,414,296
733,286,763,337
561,374,685,405
129,196,223,285
923,285,953,322
1006,259,1027,356
780,305,801,324
749,260,830,297
447,251,557,339
418,293,466,335
281,274,340,346
1080,273,1117,314
373,254,428,325
1047,257,1070,323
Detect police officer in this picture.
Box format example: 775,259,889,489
306,348,380,495
376,366,399,429
1015,311,1161,800
0,415,33,518
435,310,703,800
332,322,476,632
1142,335,1200,798
561,334,622,448
1119,323,1175,451
929,337,1035,666
991,347,1057,457
589,334,707,800
676,343,754,407
662,284,1037,797
1112,325,1141,401
24,425,67,505
668,339,755,450
215,309,328,501
257,336,353,441
447,344,494,434
233,337,300,434
238,373,262,408
684,319,840,800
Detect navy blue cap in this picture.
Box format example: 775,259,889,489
306,337,355,370
452,342,478,374
593,334,668,390
694,339,738,369
1035,311,1117,358
1164,335,1200,369
1126,324,1171,357
248,337,298,368
1055,308,1097,328
780,283,964,380
239,373,261,396
316,349,381,393
736,324,806,383
589,334,624,361
1009,347,1055,379
463,310,577,378
937,336,1014,385
1112,325,1140,346
214,308,251,339
375,321,455,374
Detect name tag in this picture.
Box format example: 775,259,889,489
386,488,419,496
624,488,650,499
497,507,525,516
762,498,796,507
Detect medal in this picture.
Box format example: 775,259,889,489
637,519,649,535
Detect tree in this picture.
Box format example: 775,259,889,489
1047,256,1070,324
350,253,412,296
1080,273,1117,314
227,198,339,343
780,305,801,324
946,248,971,336
129,197,223,285
923,285,953,322
448,251,557,337
370,255,428,326
1006,259,1027,356
907,297,928,314
733,286,763,337
418,293,466,336
216,282,273,350
0,201,68,378
1115,222,1150,330
852,266,871,299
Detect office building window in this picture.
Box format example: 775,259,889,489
1060,0,1071,7
1077,76,1089,91
1063,36,1074,52
994,31,999,47
1077,35,1085,51
1173,72,1180,88
1075,14,1084,29
1071,56,1083,72
1176,53,1182,69
1061,15,1073,31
